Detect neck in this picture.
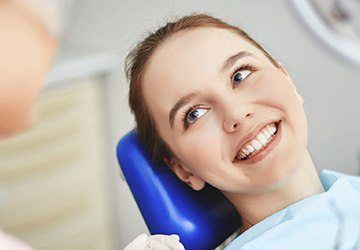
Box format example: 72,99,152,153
224,150,324,232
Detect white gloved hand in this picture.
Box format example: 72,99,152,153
124,233,185,250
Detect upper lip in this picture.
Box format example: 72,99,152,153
233,119,280,160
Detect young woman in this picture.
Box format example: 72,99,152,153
124,14,360,249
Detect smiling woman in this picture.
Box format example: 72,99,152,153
124,14,360,249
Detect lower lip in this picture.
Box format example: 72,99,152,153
234,120,282,165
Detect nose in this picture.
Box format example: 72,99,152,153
222,102,253,133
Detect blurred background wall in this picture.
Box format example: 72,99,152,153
1,0,359,249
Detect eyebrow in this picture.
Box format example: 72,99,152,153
169,92,199,128
220,50,255,73
168,51,255,129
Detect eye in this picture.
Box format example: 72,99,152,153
232,69,251,86
182,106,209,129
231,64,257,87
187,108,207,123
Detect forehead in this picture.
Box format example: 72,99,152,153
142,27,266,126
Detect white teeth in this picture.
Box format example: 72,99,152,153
251,140,262,150
256,134,268,144
246,144,255,153
242,148,249,155
263,130,271,139
235,122,279,160
267,125,276,134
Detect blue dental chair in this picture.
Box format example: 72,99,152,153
117,130,241,250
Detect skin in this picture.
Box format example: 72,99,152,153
142,27,324,231
0,1,57,137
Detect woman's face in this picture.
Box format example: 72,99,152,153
142,27,307,194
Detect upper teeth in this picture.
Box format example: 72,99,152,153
236,123,277,160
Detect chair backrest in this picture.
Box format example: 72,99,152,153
117,130,241,250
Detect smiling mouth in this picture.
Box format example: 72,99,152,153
234,121,280,162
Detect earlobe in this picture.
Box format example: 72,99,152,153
163,157,205,191
188,175,205,191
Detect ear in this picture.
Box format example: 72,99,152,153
277,61,304,106
163,157,205,191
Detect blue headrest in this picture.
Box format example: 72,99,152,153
117,130,241,250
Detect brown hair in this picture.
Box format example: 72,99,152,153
125,13,279,165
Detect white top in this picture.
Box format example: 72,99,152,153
226,169,360,249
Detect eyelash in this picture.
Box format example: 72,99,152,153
181,105,205,130
230,64,258,88
181,63,258,130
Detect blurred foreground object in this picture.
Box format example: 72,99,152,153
0,0,121,248
0,74,120,249
0,230,30,250
0,0,73,136
0,0,59,136
13,0,75,38
288,0,360,66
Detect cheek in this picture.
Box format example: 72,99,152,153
178,125,221,174
252,71,308,183
252,70,307,134
252,71,294,108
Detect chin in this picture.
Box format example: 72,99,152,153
264,146,306,191
255,135,305,190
